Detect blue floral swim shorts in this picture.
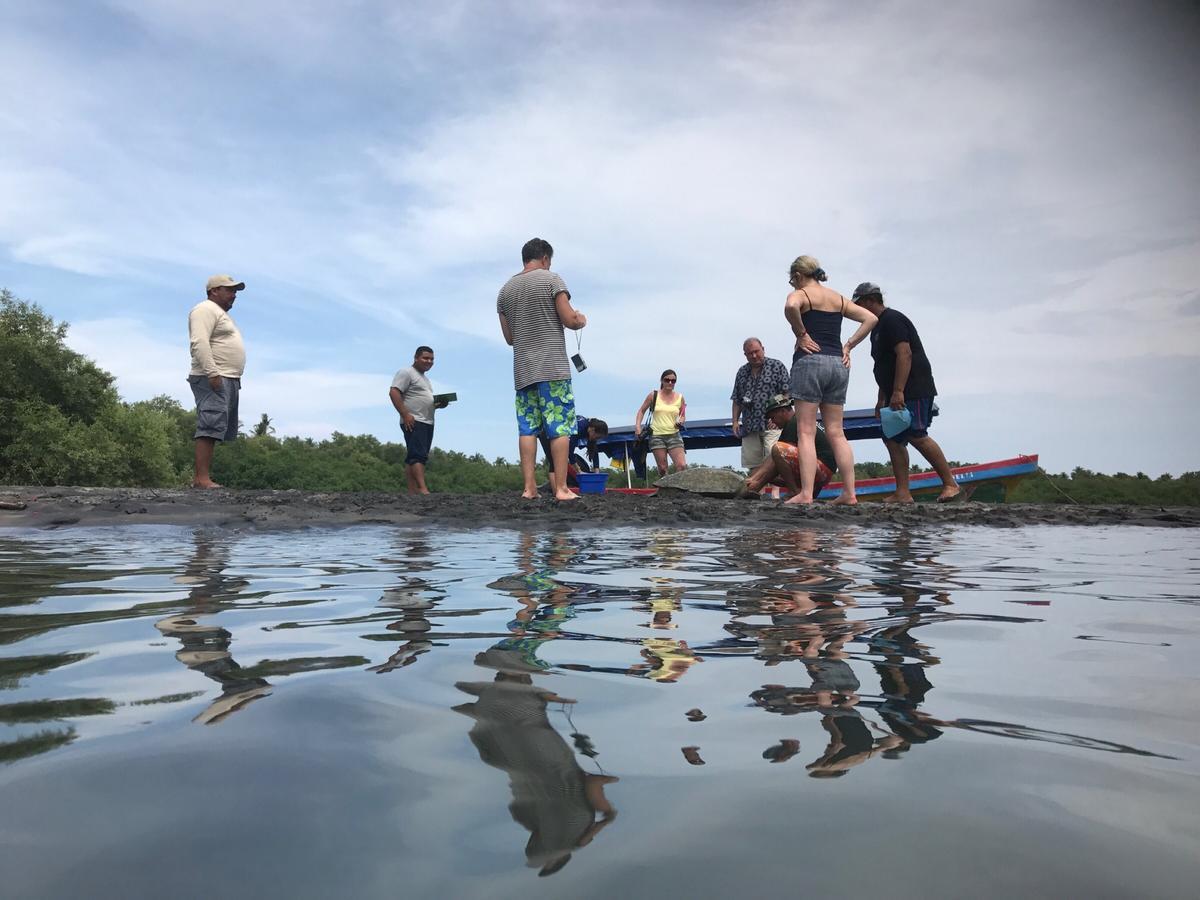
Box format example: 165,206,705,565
515,379,576,438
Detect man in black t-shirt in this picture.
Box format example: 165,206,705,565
852,283,960,502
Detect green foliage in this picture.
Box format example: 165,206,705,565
209,437,532,493
1008,469,1200,506
0,290,193,487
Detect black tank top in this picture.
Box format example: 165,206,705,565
793,289,844,361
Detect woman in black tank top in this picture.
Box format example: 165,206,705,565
783,255,878,505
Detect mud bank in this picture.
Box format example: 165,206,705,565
1,486,1197,531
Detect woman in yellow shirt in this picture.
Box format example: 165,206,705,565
634,369,687,476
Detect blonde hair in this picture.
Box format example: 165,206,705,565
789,255,828,288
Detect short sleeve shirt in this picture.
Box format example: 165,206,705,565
390,366,435,425
496,269,572,390
730,358,790,434
869,308,937,398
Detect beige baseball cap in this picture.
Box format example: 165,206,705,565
206,274,245,292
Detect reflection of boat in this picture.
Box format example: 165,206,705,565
819,454,1039,502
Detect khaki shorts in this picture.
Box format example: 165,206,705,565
648,431,685,452
740,428,782,468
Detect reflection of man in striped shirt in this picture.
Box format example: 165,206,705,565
497,237,588,501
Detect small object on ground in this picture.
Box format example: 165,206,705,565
656,466,748,498
575,472,608,494
0,498,28,510
681,745,706,765
685,708,706,722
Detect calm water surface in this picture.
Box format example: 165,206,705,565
1,524,1197,898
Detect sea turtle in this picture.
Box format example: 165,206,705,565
654,466,747,498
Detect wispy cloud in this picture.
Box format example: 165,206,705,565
4,0,1200,472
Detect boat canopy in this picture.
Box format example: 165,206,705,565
591,406,937,479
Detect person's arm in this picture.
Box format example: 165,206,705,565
730,370,744,436
634,392,654,436
188,305,223,390
890,343,913,409
554,291,587,330
677,395,686,426
784,291,821,355
389,385,415,431
840,303,878,368
498,312,513,346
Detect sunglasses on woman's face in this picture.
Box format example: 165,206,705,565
662,378,676,383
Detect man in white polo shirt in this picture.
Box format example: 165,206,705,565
187,274,246,489
390,346,447,494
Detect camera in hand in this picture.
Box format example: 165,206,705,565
571,353,587,373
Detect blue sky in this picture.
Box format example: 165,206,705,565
2,0,1197,475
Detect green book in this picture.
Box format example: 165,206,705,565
434,393,457,404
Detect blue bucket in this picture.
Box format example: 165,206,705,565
575,473,608,494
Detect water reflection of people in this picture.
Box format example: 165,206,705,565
157,533,270,724
458,531,619,875
455,672,618,876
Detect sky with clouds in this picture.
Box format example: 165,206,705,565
2,0,1197,475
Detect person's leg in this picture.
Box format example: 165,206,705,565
541,380,579,501
773,442,801,496
539,432,557,494
883,438,913,502
519,435,539,497
668,444,687,471
741,434,765,470
822,404,856,504
410,462,429,494
785,401,820,504
193,437,219,488
515,386,543,498
652,447,669,476
549,435,577,501
910,435,961,500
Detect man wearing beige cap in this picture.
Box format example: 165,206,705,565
188,274,246,488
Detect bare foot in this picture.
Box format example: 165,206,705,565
554,490,579,502
831,494,858,505
191,480,223,489
883,493,914,504
937,487,963,503
521,491,539,500
784,494,813,506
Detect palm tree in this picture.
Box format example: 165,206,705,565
252,413,274,438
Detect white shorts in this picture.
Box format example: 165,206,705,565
740,428,781,468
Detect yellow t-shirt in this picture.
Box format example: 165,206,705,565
651,391,683,436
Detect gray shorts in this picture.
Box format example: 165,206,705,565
790,354,848,406
649,431,685,452
189,375,240,442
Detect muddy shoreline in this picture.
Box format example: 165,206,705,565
0,486,1196,531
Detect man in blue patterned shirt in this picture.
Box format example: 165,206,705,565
730,337,791,469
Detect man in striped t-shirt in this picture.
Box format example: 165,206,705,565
497,237,588,501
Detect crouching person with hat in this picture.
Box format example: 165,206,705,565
187,274,247,489
737,394,837,499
